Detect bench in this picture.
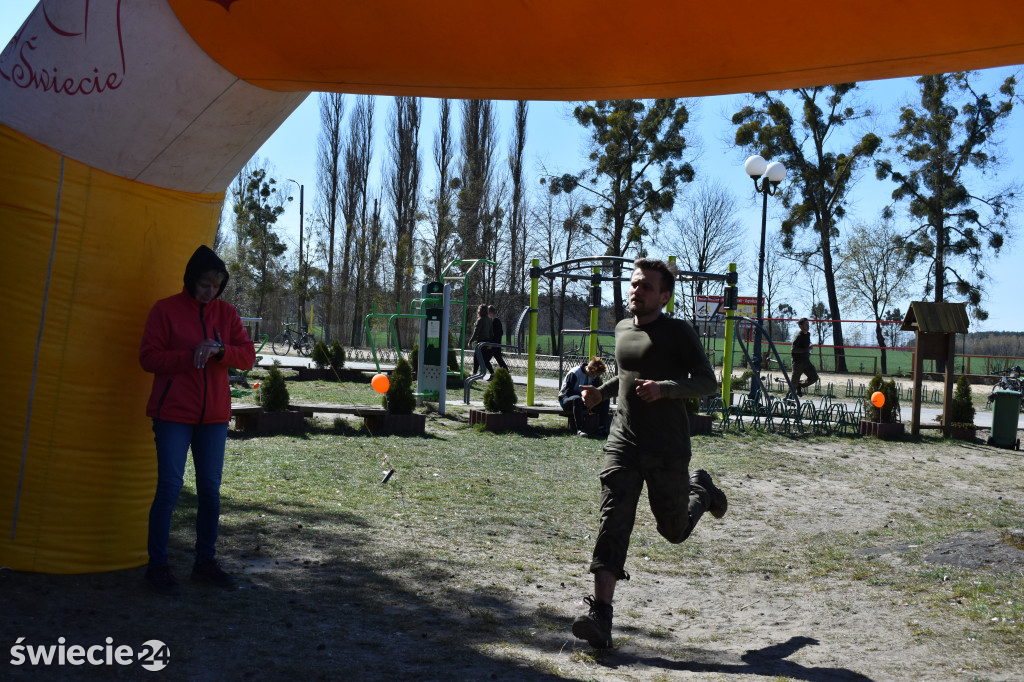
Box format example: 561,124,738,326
288,403,388,417
521,403,615,432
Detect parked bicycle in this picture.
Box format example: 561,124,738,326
987,365,1023,410
272,324,317,356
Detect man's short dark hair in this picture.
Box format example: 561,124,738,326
488,305,496,314
798,317,809,326
633,258,677,293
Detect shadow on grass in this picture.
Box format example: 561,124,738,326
0,488,571,681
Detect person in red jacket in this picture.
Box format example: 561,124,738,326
139,245,255,595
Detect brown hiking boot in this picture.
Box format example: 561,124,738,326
691,469,728,518
572,596,613,648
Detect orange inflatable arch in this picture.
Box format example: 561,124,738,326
2,0,1023,572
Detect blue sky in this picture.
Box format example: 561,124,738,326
4,1,1022,332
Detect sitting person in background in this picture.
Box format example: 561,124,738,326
559,357,610,437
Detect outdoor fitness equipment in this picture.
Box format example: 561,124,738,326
363,281,452,414
525,256,737,410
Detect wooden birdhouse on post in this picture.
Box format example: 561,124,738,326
901,302,970,438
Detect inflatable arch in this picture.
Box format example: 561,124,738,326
2,0,1022,573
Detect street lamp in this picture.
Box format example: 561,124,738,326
287,179,306,329
744,155,786,394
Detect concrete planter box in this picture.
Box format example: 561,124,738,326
234,408,308,434
363,412,426,436
689,414,714,435
859,420,905,440
950,425,977,442
469,408,529,432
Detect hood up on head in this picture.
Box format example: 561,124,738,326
183,245,229,299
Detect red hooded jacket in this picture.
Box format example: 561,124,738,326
139,247,255,424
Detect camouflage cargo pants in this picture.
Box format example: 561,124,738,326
588,443,710,580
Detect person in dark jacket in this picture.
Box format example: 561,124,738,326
139,245,256,595
485,304,509,378
467,303,493,377
791,317,819,396
558,357,609,436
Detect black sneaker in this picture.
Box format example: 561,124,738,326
191,558,237,589
691,469,728,519
572,596,613,648
145,564,181,596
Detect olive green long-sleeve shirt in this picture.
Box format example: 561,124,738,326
598,314,717,452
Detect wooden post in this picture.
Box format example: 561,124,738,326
911,342,923,437
942,333,955,439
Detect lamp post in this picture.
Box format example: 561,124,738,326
287,179,305,329
744,155,786,393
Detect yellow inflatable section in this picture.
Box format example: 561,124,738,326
2,0,1023,573
0,1,303,573
0,125,222,572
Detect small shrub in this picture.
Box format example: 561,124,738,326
865,374,900,423
260,362,290,412
328,340,346,368
409,345,419,374
483,367,517,413
385,358,416,415
311,341,330,369
949,375,976,428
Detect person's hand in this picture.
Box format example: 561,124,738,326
194,340,224,368
634,378,661,402
580,385,602,409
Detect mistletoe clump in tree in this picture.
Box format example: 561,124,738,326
875,72,1017,321
230,166,288,319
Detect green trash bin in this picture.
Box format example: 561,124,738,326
987,390,1021,450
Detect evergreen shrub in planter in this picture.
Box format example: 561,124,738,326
860,374,904,440
366,358,425,435
948,375,977,441
471,368,528,431
237,362,307,433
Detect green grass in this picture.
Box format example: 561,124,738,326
3,371,1021,680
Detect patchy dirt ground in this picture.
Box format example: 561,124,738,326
3,431,1023,681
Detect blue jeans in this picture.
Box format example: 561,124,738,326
147,419,228,567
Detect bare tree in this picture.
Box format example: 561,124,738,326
838,220,916,373
420,98,457,283
339,95,374,341
384,96,422,348
505,101,529,300
456,99,499,297
314,93,345,341
529,191,591,355
661,179,743,322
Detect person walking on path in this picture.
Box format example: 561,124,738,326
558,357,610,437
572,258,728,649
139,245,256,595
486,304,509,378
467,303,493,377
791,317,819,396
